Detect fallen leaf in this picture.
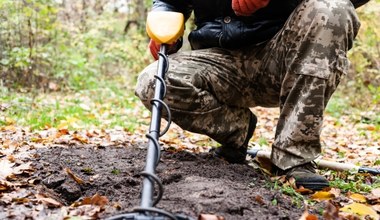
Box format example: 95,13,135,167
72,134,89,144
349,193,367,203
298,210,318,220
286,176,297,189
366,125,376,131
1,125,18,133
253,195,265,205
0,180,13,192
7,155,16,163
340,202,379,220
65,168,85,185
12,197,30,204
0,160,14,180
68,204,102,218
296,186,314,195
254,156,273,176
372,204,380,212
198,214,225,220
366,188,380,203
310,191,335,202
0,194,13,205
299,203,318,220
4,118,15,125
71,193,108,208
57,122,69,130
84,193,108,207
371,188,380,198
323,201,341,220
113,202,122,210
329,188,341,198
56,128,70,137
12,162,34,175
35,193,62,208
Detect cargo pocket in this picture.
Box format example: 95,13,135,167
296,49,349,80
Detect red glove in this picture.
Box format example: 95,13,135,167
232,0,270,16
148,39,161,60
148,39,182,60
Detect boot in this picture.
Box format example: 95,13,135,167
273,162,329,191
212,113,257,164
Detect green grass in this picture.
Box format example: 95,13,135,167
0,79,149,131
329,178,372,193
327,171,380,193
280,185,305,207
257,137,269,146
325,94,351,118
111,168,121,175
268,180,305,208
326,89,380,141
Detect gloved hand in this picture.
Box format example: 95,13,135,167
232,0,271,16
148,38,183,60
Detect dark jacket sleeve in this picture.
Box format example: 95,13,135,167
351,0,370,8
152,0,193,21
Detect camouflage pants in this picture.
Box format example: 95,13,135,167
135,0,360,169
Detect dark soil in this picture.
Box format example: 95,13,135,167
29,142,317,220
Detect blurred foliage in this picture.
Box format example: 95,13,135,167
0,0,151,91
342,0,380,109
0,0,379,110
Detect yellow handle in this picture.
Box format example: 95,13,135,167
146,11,185,44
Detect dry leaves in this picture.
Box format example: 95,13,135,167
340,202,379,219
35,193,63,208
348,193,367,203
71,193,109,208
1,105,379,219
299,211,318,220
65,167,85,185
310,191,335,202
0,180,14,192
299,203,318,220
323,201,341,220
316,188,380,219
0,160,35,181
198,214,225,220
0,160,14,180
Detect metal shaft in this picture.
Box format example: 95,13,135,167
140,45,168,208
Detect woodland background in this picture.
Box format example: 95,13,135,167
0,1,380,219
0,0,379,130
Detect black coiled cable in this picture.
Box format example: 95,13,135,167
133,51,177,220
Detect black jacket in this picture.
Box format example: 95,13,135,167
152,0,370,50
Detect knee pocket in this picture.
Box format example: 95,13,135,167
135,64,157,102
296,49,348,81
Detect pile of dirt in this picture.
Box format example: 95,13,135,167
30,143,317,220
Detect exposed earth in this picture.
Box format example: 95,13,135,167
2,138,320,220
2,106,379,219
36,143,314,220
0,106,380,220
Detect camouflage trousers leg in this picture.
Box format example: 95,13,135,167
267,0,360,169
135,0,360,169
135,48,257,147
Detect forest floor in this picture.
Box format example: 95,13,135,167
1,107,380,220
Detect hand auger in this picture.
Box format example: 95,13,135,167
106,12,195,220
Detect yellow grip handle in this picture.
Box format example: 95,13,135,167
146,11,185,44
